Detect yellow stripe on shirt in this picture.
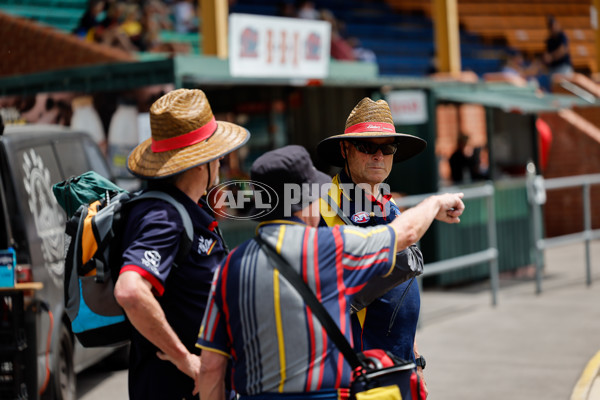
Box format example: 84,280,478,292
274,226,287,391
343,226,389,239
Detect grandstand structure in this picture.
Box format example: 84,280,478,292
389,0,598,75
1,0,598,77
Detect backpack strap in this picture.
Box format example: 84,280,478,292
134,191,194,265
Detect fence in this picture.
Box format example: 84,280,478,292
526,164,600,293
395,183,499,305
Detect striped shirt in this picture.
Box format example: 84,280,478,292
196,217,397,396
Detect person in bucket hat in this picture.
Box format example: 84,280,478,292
114,88,249,400
195,145,464,400
318,97,430,396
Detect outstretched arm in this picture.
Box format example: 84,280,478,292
390,193,465,250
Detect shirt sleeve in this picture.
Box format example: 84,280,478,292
120,202,183,295
338,224,397,291
196,265,230,357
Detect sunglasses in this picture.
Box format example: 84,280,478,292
349,140,398,156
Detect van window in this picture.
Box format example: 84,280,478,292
82,137,111,179
54,139,90,179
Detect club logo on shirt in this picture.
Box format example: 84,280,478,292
198,236,216,255
141,250,161,275
351,211,370,224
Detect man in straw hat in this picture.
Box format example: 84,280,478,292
114,88,249,400
195,145,464,399
317,97,430,395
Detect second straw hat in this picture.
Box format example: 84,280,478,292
317,97,426,167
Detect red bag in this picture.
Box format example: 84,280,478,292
351,350,426,400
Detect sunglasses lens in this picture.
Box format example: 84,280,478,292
355,142,377,154
353,141,397,155
381,144,397,155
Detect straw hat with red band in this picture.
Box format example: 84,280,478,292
317,97,427,167
127,89,250,179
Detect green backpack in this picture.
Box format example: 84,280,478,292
52,171,193,347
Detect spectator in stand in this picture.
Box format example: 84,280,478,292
320,9,355,61
543,15,573,78
278,1,297,18
297,0,320,20
121,3,144,50
145,0,173,32
172,0,198,33
484,50,541,89
348,37,377,63
73,0,106,39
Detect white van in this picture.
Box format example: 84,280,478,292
0,123,126,400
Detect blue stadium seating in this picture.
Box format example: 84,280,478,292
230,0,509,77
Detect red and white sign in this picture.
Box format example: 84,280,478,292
229,13,331,78
386,91,428,125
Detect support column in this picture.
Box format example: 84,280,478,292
200,0,228,58
433,0,461,74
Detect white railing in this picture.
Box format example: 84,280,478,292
526,163,600,293
395,183,499,305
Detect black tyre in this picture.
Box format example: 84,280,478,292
52,324,76,400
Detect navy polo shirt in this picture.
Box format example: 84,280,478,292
327,171,421,363
119,185,227,400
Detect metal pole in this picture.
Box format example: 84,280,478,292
527,163,544,294
487,184,498,306
583,183,592,286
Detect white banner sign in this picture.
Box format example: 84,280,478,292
229,13,331,79
386,90,428,125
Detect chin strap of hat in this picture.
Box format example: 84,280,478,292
342,141,354,184
201,162,213,197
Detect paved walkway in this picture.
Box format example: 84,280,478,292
417,241,600,400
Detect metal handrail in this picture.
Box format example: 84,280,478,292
395,183,499,306
526,164,600,292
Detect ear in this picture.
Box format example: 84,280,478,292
339,141,347,160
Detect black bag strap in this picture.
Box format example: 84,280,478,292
255,234,365,370
325,194,354,226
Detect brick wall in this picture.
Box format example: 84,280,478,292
538,110,600,237
0,12,133,78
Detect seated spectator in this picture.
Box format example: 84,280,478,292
73,0,106,39
297,0,320,20
484,50,541,87
120,3,144,50
348,37,377,63
320,9,355,61
145,0,173,31
172,0,198,33
278,1,297,18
